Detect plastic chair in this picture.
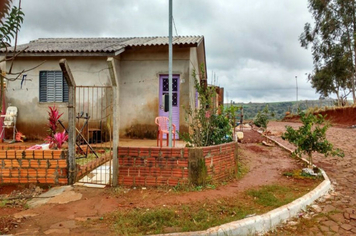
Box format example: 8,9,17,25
0,106,18,142
155,116,176,147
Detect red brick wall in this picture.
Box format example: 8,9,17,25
118,147,189,186
203,142,237,181
0,146,67,185
117,142,238,187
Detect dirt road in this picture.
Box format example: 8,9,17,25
266,121,356,235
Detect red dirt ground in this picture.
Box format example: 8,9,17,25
4,105,355,235
283,106,356,127
1,129,309,235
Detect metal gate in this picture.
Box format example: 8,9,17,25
74,86,114,186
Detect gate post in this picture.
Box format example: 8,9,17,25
107,57,119,186
59,59,76,185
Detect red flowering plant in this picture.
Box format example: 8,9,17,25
45,105,68,149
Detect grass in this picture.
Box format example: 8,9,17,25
246,185,296,208
75,153,98,165
0,200,7,208
102,183,318,235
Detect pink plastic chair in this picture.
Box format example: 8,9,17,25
155,116,176,147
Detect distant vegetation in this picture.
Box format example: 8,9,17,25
225,99,336,121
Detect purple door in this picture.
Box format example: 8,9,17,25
159,75,179,139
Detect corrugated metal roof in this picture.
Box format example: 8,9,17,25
1,36,203,54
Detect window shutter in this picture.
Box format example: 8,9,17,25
54,72,63,102
63,77,69,102
39,71,47,102
39,71,67,103
46,71,55,102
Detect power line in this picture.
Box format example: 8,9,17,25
172,16,179,36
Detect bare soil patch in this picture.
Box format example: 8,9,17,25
1,129,320,235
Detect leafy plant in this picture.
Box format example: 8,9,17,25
47,105,63,136
282,112,344,168
0,0,24,45
45,105,67,149
180,65,232,147
253,105,274,130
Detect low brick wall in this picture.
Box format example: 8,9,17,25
203,142,238,181
117,142,238,187
118,147,189,186
0,146,67,185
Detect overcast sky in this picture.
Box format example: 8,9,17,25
14,0,318,103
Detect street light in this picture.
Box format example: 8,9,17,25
295,75,298,102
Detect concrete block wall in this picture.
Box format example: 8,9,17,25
0,146,67,185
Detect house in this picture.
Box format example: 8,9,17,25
0,36,206,140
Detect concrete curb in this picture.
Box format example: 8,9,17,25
157,135,331,236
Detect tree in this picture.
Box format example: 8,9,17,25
300,0,356,104
0,0,24,114
282,112,343,170
181,65,232,147
253,105,274,131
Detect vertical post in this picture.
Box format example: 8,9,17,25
107,57,119,187
168,0,173,147
295,75,298,102
59,59,76,185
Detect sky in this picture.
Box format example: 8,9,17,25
13,0,319,103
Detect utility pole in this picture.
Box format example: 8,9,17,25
168,0,173,147
295,75,298,102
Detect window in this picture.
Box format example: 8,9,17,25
39,71,69,102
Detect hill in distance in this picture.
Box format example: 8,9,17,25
225,99,336,121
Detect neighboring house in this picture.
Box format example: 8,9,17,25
0,36,206,140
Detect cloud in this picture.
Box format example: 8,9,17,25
14,0,318,102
